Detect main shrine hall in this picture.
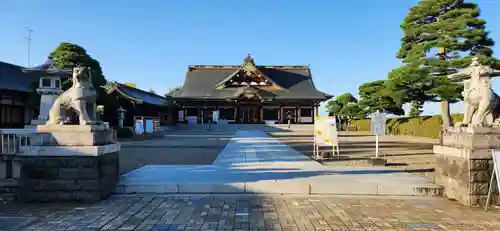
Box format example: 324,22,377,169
172,55,332,124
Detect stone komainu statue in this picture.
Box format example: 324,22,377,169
46,66,98,125
448,57,500,127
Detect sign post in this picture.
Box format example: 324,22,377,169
369,110,387,165
313,116,339,159
486,150,500,210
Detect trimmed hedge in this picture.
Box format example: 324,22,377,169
350,114,464,139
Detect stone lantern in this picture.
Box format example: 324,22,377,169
117,106,127,128
22,57,71,126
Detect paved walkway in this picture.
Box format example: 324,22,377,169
117,131,439,195
1,195,499,231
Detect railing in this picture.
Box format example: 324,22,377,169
1,129,35,154
1,129,36,179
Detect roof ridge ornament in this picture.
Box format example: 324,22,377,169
244,53,254,63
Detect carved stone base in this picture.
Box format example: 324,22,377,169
33,124,114,146
442,126,500,149
434,127,500,206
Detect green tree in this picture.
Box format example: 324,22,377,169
339,103,363,130
326,93,358,130
325,100,342,116
49,42,108,104
358,80,404,116
148,88,156,94
48,42,117,123
387,65,433,117
335,93,357,105
339,103,363,118
397,0,496,127
166,85,182,96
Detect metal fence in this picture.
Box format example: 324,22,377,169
1,129,36,179
0,129,35,154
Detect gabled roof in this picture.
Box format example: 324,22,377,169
214,55,285,90
102,82,168,106
0,61,39,93
173,56,332,101
22,57,72,78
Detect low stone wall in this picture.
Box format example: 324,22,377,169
17,152,119,202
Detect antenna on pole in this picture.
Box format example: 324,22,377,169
25,27,34,67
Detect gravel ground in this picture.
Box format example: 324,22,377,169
267,131,438,181
118,131,234,174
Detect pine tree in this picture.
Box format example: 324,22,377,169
358,80,405,116
396,0,496,127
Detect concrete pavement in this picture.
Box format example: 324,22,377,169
116,131,441,195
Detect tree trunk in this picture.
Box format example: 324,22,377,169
440,100,452,128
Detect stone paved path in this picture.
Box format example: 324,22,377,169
1,195,499,231
117,131,439,195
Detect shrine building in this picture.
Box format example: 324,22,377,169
0,61,38,128
172,55,332,124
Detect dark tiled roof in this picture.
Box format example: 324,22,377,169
22,58,72,78
103,82,168,106
173,66,332,101
0,61,39,92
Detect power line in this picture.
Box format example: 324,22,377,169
25,27,33,67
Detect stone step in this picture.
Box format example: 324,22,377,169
114,182,444,197
0,179,19,195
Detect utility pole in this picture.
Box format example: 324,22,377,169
25,27,33,67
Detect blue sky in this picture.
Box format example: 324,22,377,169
1,0,499,116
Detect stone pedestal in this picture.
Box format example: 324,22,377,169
16,125,120,202
434,126,499,206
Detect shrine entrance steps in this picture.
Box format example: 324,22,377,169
115,131,443,196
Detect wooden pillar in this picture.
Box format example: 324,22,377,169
280,106,284,124
236,105,240,123
297,106,301,124
312,106,315,124
197,107,201,124
260,106,264,123
315,105,319,116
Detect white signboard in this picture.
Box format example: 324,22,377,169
178,111,184,121
134,119,144,135
371,112,386,136
213,110,219,123
313,116,340,159
314,116,338,146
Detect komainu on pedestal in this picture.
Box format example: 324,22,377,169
434,57,500,206
16,65,121,203
47,66,98,125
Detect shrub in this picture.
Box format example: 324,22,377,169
116,127,134,138
350,114,464,139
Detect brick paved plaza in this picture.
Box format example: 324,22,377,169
1,195,499,231
1,127,499,230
